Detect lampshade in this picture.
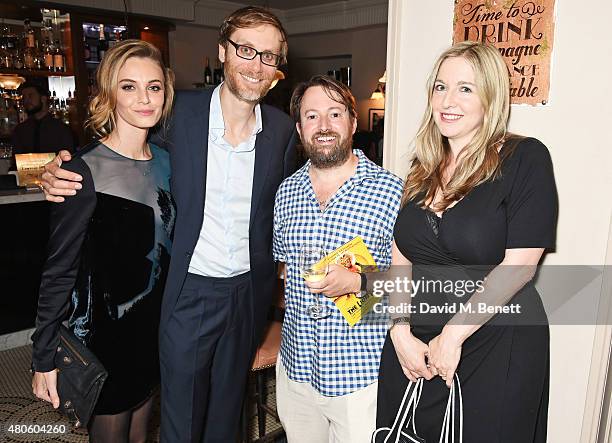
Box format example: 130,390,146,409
370,84,384,100
378,70,387,84
0,74,26,90
269,70,285,90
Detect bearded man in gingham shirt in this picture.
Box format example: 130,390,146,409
273,75,402,442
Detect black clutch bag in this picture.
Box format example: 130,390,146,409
54,325,108,428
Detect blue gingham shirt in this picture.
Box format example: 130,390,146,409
273,149,403,396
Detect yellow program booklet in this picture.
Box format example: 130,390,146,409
316,236,378,326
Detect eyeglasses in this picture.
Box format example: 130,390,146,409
226,39,282,67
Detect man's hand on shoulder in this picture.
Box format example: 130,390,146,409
42,150,82,203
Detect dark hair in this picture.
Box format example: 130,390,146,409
218,6,288,63
20,82,47,97
290,74,357,123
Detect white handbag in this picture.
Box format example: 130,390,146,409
372,374,463,443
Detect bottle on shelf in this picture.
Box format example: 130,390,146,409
98,24,107,61
7,101,18,132
23,46,36,70
64,101,71,125
203,57,213,86
40,18,53,44
0,43,11,68
65,92,73,120
12,49,23,70
108,28,118,49
49,90,58,118
67,89,75,106
89,39,98,62
53,40,64,72
17,100,27,123
213,60,223,85
0,24,9,50
87,73,95,98
5,27,17,54
0,99,8,136
34,40,43,70
43,39,54,71
83,35,90,61
23,19,36,49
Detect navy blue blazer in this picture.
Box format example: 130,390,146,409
154,88,297,342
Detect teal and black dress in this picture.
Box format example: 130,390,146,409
32,141,175,414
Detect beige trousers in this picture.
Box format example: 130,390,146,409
276,359,377,443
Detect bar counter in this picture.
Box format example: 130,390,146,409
0,188,46,205
0,191,49,334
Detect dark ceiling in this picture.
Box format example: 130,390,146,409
223,0,343,10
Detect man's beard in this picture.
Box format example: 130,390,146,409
224,62,274,104
25,103,43,116
302,131,353,169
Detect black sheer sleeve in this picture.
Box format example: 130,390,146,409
31,157,97,372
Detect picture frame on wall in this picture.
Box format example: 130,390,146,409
368,108,385,132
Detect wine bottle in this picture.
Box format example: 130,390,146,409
60,99,70,125
7,101,18,131
0,99,8,136
204,57,212,86
53,39,64,72
17,100,27,123
0,43,11,68
23,46,35,70
98,24,107,61
12,50,23,69
50,90,58,118
213,60,223,85
43,39,54,71
83,35,90,61
34,40,43,70
23,19,35,48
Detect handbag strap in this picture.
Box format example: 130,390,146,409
376,378,423,443
373,374,463,443
392,378,423,443
396,378,423,442
439,374,463,443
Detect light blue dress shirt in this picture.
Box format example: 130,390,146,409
188,84,262,277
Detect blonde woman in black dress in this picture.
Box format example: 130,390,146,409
31,40,175,442
376,41,557,442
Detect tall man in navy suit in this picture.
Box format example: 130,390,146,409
40,7,296,442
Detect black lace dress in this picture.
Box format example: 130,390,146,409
32,141,175,414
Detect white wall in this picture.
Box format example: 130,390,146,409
288,26,388,130
169,24,220,90
384,1,612,441
169,24,388,129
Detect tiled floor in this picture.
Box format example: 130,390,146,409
0,345,284,442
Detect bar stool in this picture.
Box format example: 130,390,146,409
241,278,285,442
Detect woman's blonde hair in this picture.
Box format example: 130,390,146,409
86,39,175,137
402,41,512,210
